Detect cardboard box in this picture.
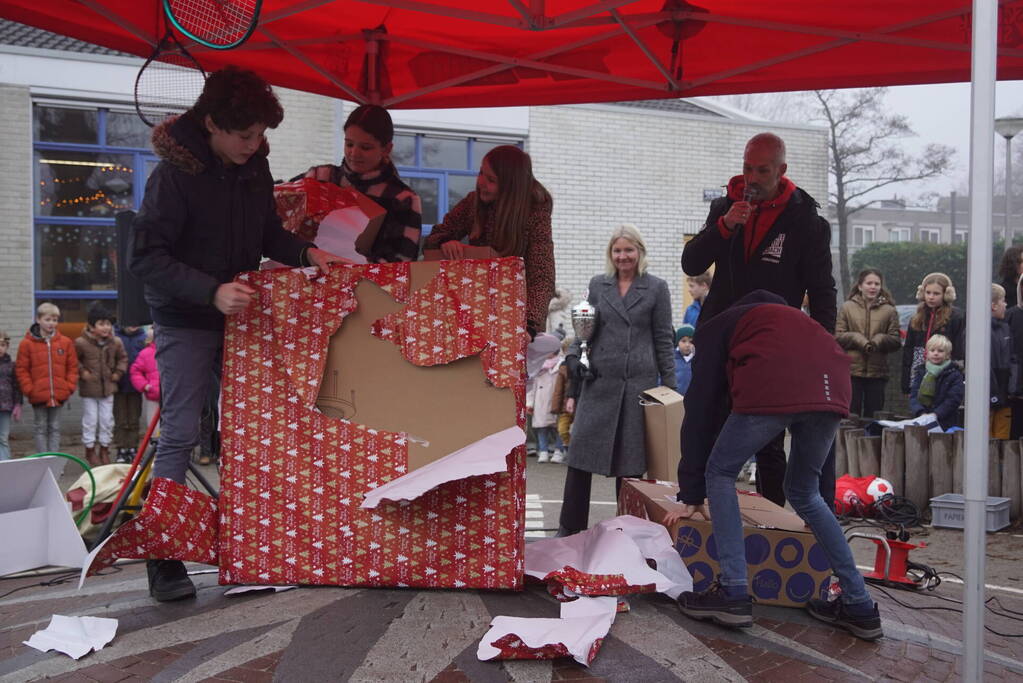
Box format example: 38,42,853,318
0,457,88,576
618,479,832,607
422,246,499,261
217,258,528,588
640,386,684,482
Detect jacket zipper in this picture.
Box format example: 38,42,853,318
46,335,55,407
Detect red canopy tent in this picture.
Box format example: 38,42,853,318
0,1,1021,109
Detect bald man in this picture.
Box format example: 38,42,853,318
681,133,837,507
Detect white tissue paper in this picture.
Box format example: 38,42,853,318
24,615,117,659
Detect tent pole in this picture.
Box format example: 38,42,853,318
963,1,997,680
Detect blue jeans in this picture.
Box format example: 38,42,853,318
705,411,872,607
0,410,10,460
535,426,561,453
153,325,222,483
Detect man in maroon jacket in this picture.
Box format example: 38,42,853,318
668,291,882,641
681,133,837,508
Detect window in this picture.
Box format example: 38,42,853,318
953,230,968,244
33,105,158,322
389,133,524,236
919,228,940,243
853,225,874,247
888,227,910,242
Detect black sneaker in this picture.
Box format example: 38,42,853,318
147,559,197,602
677,581,753,628
806,598,883,641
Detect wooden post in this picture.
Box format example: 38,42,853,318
835,426,855,476
881,428,906,496
989,440,1003,498
857,436,882,477
953,429,965,494
1001,440,1022,520
903,425,930,511
929,433,955,498
845,429,862,478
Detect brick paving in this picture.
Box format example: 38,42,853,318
3,559,1020,682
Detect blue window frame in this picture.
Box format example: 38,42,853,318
390,133,523,237
32,105,158,323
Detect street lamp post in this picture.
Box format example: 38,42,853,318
995,117,1023,243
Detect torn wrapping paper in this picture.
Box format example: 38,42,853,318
218,259,528,588
76,260,529,590
224,585,296,596
361,426,525,508
78,478,219,585
525,515,692,600
477,596,617,666
23,615,117,660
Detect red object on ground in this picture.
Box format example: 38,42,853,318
862,537,927,587
1,2,1021,109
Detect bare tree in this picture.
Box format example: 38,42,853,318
812,88,954,289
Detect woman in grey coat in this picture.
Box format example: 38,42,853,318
557,224,677,535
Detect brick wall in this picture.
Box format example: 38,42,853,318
528,105,829,327
0,84,34,350
265,87,342,182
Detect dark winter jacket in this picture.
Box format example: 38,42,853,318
681,177,837,332
130,114,314,331
835,293,901,379
75,328,128,399
991,317,1016,408
901,306,966,394
15,325,78,407
298,161,422,263
0,353,21,412
677,291,851,504
114,326,147,394
909,362,965,431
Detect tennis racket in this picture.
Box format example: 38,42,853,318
163,0,262,50
134,27,207,128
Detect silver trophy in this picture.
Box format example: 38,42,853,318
570,300,598,370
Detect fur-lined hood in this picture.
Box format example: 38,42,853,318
548,287,572,313
151,114,270,176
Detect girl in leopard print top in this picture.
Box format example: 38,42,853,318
424,145,555,335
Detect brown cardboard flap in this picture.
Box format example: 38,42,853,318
640,386,683,406
316,262,518,472
422,246,500,261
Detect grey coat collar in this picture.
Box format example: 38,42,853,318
600,272,651,323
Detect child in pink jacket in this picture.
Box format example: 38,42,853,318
130,329,160,434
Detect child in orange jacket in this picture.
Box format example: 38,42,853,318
15,302,78,453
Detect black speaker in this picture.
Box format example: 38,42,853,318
115,211,152,327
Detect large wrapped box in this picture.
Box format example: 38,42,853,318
217,258,529,588
640,386,683,482
618,479,832,607
273,178,386,262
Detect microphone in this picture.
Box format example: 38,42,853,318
735,185,758,231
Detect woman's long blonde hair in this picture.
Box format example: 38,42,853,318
470,145,551,258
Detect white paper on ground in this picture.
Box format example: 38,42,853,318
525,333,561,379
477,596,617,665
360,425,524,508
224,585,296,596
23,615,117,660
524,515,693,599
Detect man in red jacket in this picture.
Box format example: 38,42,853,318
668,291,882,641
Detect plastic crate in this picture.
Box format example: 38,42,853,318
929,493,1011,532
